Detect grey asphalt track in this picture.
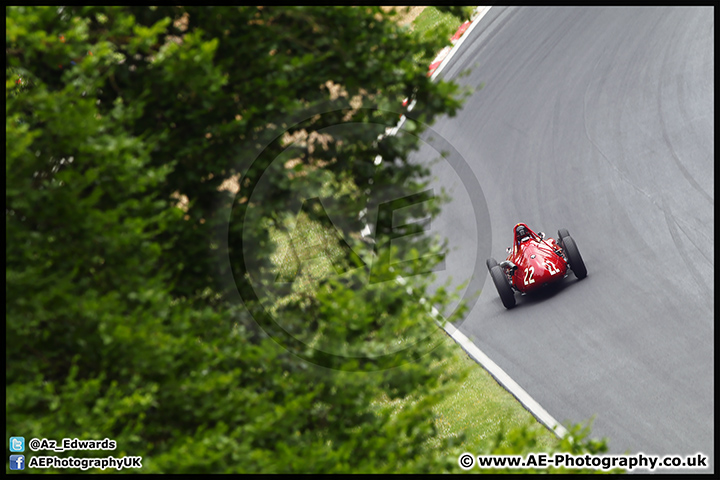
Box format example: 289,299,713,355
415,6,714,472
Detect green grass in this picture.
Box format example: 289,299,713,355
410,7,458,66
370,329,559,457
427,333,559,454
412,7,461,38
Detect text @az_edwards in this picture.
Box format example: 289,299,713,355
27,437,116,452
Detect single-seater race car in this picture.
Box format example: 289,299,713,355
486,223,587,309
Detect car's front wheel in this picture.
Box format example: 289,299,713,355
486,258,498,271
488,262,516,309
561,234,587,279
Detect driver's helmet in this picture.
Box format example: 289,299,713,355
516,225,531,243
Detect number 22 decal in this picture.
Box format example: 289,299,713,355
545,261,560,275
523,267,535,285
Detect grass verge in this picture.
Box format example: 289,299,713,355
371,328,560,458
426,330,559,454
412,6,462,37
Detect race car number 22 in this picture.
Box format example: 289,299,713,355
523,267,535,285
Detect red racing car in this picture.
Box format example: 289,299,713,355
486,223,587,309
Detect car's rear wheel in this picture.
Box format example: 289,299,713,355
557,228,570,242
489,264,516,309
561,234,587,279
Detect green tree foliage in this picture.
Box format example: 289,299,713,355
7,6,617,473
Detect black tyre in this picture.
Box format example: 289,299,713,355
486,257,498,271
557,228,570,242
489,265,516,309
561,234,587,279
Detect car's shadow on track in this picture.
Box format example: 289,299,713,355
508,275,586,309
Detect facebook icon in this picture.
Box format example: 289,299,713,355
9,454,25,470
